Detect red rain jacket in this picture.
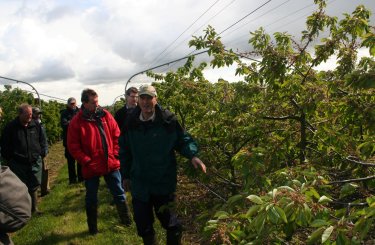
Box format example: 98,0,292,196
67,109,120,179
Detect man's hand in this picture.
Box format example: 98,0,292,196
123,178,131,192
191,157,207,173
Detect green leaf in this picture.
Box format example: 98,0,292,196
214,211,229,220
311,219,329,227
339,183,358,199
253,212,266,234
277,186,295,192
247,195,263,204
322,226,334,243
336,232,350,245
275,206,288,223
365,208,375,218
318,195,333,204
227,194,243,205
307,227,325,245
296,207,308,226
268,206,280,224
292,179,302,187
307,187,320,199
229,230,246,241
366,196,375,206
246,205,261,218
207,219,218,225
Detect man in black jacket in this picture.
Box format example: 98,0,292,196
114,87,138,132
60,97,82,184
0,103,47,214
32,107,49,196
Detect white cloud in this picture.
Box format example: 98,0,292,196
0,0,374,105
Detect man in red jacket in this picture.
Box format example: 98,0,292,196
67,88,131,234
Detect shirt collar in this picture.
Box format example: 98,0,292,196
139,111,155,122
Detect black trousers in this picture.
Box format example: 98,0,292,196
65,148,82,183
132,194,181,237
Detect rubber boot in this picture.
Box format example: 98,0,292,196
115,202,132,226
86,204,98,235
166,226,182,245
30,191,42,214
142,233,158,245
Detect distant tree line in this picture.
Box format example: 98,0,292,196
0,85,66,144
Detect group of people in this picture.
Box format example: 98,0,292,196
0,84,206,245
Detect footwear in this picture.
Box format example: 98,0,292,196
142,234,157,245
30,191,42,214
40,189,50,197
69,179,77,185
115,202,132,226
86,204,98,235
166,226,182,245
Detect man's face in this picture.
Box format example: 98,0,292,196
20,107,32,124
139,95,157,114
68,100,77,110
84,95,99,112
126,92,138,108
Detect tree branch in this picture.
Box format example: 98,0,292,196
346,156,375,167
194,179,226,202
328,175,375,184
331,201,368,207
263,115,300,120
210,169,242,187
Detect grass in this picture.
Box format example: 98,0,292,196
11,142,169,245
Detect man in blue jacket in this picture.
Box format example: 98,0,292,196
119,85,206,245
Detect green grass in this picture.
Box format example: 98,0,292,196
11,143,167,245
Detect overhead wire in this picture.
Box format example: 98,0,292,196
0,76,67,102
222,0,291,39
162,0,274,73
27,90,66,102
147,0,222,69
159,0,239,73
225,1,315,48
269,0,338,33
218,0,272,35
226,0,338,51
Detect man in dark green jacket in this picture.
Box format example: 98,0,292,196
119,85,206,245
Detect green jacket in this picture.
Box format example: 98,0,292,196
119,105,198,202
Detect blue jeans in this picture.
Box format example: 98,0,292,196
85,170,126,206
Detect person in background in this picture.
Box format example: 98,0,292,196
114,86,138,132
119,85,207,245
0,103,47,214
67,89,132,235
60,97,82,184
32,107,49,196
0,165,32,245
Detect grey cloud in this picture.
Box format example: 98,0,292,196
18,58,75,82
44,5,75,23
78,66,135,85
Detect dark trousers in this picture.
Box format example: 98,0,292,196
65,148,82,183
132,194,181,237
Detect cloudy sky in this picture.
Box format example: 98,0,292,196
0,0,374,106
